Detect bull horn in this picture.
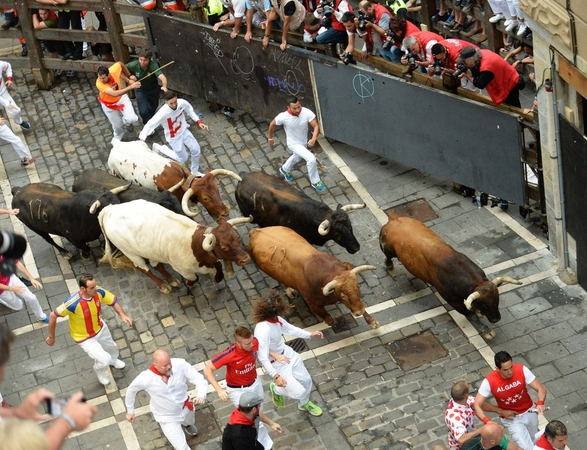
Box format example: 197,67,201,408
202,232,216,252
168,176,186,193
89,200,101,214
210,169,242,182
341,203,366,212
181,187,199,217
492,276,522,287
109,181,132,195
322,279,339,296
350,265,377,276
227,216,253,226
318,219,330,236
464,291,481,310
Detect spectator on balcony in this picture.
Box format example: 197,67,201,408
313,0,351,46
244,0,275,45
265,0,308,51
32,9,62,75
213,0,246,38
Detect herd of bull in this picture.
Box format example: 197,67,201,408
10,140,521,337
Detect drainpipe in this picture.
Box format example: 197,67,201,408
550,47,569,268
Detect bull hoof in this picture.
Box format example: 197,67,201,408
368,320,380,329
483,329,496,340
185,277,197,287
158,283,172,294
475,310,484,319
61,252,73,261
384,258,394,271
168,277,181,287
285,288,299,299
81,251,92,261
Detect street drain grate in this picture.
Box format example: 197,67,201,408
186,405,221,445
332,313,359,333
284,338,310,353
386,330,447,371
385,198,438,222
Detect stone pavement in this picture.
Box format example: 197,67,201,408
0,66,584,450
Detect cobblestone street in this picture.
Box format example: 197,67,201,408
0,67,585,450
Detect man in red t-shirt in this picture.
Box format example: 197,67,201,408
474,351,547,450
534,420,567,450
204,326,280,449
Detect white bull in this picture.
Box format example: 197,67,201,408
98,200,252,293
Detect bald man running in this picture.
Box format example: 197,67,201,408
125,349,209,450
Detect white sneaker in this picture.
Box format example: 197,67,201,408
505,19,519,32
112,359,126,369
516,22,528,36
503,18,512,27
97,372,110,385
489,13,505,23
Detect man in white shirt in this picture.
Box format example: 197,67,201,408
125,349,209,450
267,96,324,192
253,289,324,416
139,91,209,176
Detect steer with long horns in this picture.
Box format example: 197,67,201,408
248,226,379,328
12,182,131,260
99,200,252,293
108,140,241,219
236,171,364,253
379,211,521,335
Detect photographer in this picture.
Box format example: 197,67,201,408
356,1,393,60
428,39,479,91
386,16,420,63
0,325,97,450
400,30,442,72
457,46,522,107
313,0,351,45
339,11,365,64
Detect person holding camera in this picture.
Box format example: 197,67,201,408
0,256,48,323
339,11,365,64
428,39,479,91
457,46,522,108
312,0,351,45
0,325,97,450
125,349,208,450
385,15,420,63
45,273,133,386
400,30,442,72
357,0,393,61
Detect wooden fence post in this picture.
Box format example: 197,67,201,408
102,0,131,62
14,0,53,89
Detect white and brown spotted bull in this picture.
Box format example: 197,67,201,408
236,171,364,253
248,226,379,329
107,140,240,219
98,200,251,293
379,211,521,337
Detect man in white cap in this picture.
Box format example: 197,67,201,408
125,349,208,450
221,391,282,450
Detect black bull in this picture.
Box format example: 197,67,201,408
12,183,128,260
235,171,364,253
73,168,184,216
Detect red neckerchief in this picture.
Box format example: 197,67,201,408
535,435,556,450
266,317,282,325
149,364,172,384
228,408,255,426
286,107,301,116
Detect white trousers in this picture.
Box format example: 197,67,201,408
501,410,538,450
100,94,138,140
282,143,320,184
159,405,195,450
226,378,272,450
0,124,30,159
78,322,119,377
157,130,202,174
492,0,512,19
507,0,524,19
272,345,313,406
0,275,46,321
0,89,23,125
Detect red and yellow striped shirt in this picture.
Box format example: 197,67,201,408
55,287,117,343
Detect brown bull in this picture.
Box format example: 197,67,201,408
379,211,521,328
248,226,379,329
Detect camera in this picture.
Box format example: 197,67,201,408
431,59,444,76
381,29,401,51
341,51,355,65
0,229,27,276
405,51,419,70
453,62,468,78
45,396,86,417
357,10,369,31
318,0,334,28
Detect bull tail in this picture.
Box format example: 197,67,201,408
102,250,136,270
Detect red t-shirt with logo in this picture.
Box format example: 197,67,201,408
210,338,259,386
479,363,535,414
